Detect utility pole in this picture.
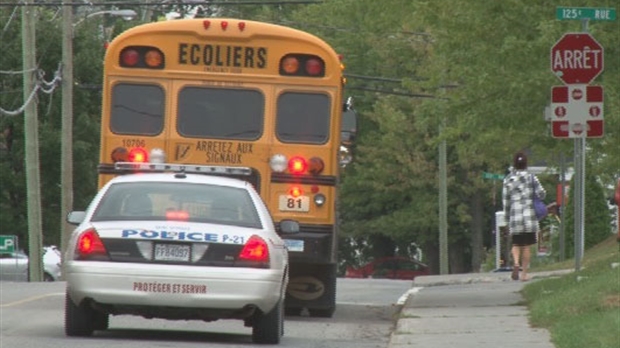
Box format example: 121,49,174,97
22,0,43,282
60,1,74,258
438,131,448,275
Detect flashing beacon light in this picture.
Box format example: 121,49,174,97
288,156,307,174
128,147,148,163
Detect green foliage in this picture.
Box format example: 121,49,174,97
562,161,615,257
522,237,620,348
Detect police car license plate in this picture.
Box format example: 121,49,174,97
278,195,310,212
154,243,190,262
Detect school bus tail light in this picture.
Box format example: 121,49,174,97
111,147,129,162
280,54,325,77
120,46,165,69
308,157,324,175
76,229,109,261
288,156,307,174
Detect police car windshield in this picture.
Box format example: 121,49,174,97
91,181,262,228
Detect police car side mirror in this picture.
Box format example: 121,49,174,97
279,219,300,234
67,211,86,225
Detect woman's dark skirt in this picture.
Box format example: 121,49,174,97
511,232,537,246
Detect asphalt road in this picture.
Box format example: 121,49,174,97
0,278,412,348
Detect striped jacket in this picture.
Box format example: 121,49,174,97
502,170,546,234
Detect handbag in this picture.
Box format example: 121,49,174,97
531,174,547,220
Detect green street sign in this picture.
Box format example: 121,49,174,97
556,7,616,21
0,235,16,253
482,172,504,180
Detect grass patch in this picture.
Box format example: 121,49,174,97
522,236,620,348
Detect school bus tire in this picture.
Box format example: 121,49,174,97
308,276,336,318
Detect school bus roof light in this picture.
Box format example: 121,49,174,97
238,22,246,31
281,56,300,75
145,50,163,68
221,21,228,30
120,46,165,69
305,58,324,76
288,156,307,175
121,49,140,67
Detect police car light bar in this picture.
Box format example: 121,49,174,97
114,162,252,176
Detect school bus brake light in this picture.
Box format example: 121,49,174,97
288,156,307,174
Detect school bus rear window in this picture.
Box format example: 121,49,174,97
177,87,264,140
110,83,165,135
276,92,330,144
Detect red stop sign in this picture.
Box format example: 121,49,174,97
551,33,604,84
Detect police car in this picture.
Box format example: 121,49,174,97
64,162,296,344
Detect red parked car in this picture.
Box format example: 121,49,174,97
345,256,430,280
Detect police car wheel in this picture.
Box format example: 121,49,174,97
252,298,283,344
64,292,95,337
93,311,110,331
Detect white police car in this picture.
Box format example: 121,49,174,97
64,163,296,344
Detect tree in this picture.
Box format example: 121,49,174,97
562,160,614,258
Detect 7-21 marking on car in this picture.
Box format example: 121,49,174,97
222,234,245,244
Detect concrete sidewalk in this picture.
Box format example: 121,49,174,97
387,270,572,348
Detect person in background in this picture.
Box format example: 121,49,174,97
502,151,546,281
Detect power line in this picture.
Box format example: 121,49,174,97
0,66,62,116
0,1,322,6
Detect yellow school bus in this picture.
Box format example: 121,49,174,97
97,18,357,317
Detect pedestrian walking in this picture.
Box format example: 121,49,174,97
502,151,546,281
